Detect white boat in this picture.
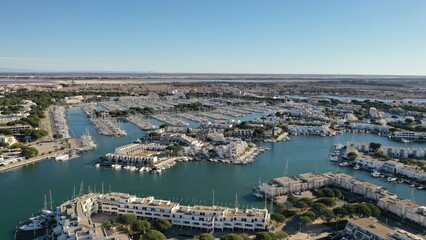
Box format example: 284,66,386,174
339,162,349,167
129,166,137,171
371,171,381,177
29,215,46,225
252,191,263,198
387,177,397,182
353,165,360,170
417,186,424,190
42,209,55,217
111,164,121,170
55,154,70,161
401,138,411,143
20,223,43,231
95,163,100,167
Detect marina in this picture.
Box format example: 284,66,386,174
3,108,426,239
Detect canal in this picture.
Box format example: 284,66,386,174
1,108,425,239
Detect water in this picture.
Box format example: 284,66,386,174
1,108,426,239
281,94,426,103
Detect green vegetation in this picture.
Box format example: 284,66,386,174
141,230,166,240
197,233,215,240
117,214,138,225
132,220,151,234
315,197,336,207
270,213,286,223
154,218,171,232
220,233,244,240
347,152,358,161
369,142,382,152
174,102,215,112
21,146,39,158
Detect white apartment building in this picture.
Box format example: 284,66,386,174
344,218,423,240
54,192,270,239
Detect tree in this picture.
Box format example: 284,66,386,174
220,234,244,240
316,197,336,207
331,189,342,199
141,230,166,240
154,218,171,232
311,203,328,216
132,220,151,234
293,200,308,210
255,232,274,240
21,146,38,158
117,214,138,225
319,208,335,223
405,118,414,125
299,216,313,227
301,210,316,221
333,207,349,220
102,221,113,230
322,188,335,198
364,203,380,217
347,152,358,161
274,230,288,239
198,233,215,240
354,204,372,218
271,213,286,223
312,189,324,198
369,142,382,152
53,133,63,139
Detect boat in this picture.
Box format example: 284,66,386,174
252,191,263,198
29,215,46,225
417,186,424,190
95,163,100,167
338,162,349,167
401,138,411,143
20,223,43,231
371,171,381,177
55,154,70,161
397,180,404,184
387,177,397,182
41,209,56,217
353,165,360,170
410,184,416,188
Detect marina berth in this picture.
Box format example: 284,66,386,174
127,115,158,130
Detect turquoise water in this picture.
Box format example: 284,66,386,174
1,108,425,239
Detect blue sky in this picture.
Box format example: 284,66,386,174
1,0,425,75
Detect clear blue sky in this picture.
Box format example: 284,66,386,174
1,0,425,75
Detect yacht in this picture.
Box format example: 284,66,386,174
339,162,349,167
417,186,424,190
42,209,55,217
252,191,263,198
29,215,46,225
55,154,70,161
20,223,43,231
371,171,381,177
387,177,397,182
